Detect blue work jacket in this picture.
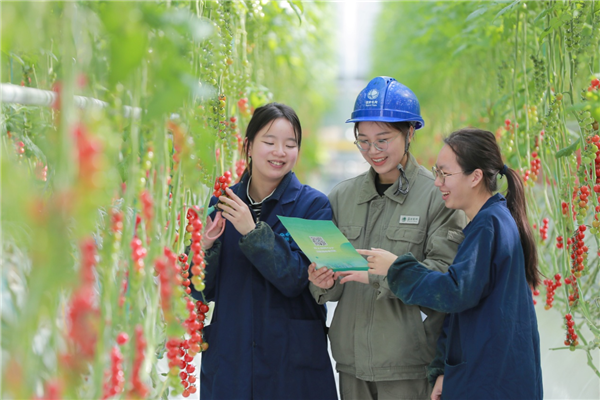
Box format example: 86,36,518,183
190,171,338,400
387,194,543,400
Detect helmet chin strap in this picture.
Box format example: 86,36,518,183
394,128,413,196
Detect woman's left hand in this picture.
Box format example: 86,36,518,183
334,270,369,285
218,187,256,236
356,248,399,276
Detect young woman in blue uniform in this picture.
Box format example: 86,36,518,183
365,128,543,400
190,103,337,400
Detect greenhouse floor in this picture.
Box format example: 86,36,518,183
162,302,599,400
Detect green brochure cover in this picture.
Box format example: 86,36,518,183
278,216,368,271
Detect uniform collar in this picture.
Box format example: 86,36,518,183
357,153,421,205
235,171,300,206
480,192,506,211
464,193,507,232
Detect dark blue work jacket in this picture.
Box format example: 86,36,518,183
387,194,543,400
190,171,337,400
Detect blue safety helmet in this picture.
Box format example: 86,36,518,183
346,76,424,129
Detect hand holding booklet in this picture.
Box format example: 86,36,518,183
277,216,368,271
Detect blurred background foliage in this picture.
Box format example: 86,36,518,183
1,1,336,398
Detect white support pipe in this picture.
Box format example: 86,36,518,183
0,83,142,119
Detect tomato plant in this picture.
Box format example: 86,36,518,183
0,1,335,398
372,0,600,378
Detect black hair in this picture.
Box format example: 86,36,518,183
444,128,540,288
242,102,302,177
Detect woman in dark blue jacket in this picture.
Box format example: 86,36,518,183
363,128,543,400
190,103,337,400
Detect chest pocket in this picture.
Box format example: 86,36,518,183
386,226,426,258
339,226,362,247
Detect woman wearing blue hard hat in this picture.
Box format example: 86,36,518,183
309,77,467,400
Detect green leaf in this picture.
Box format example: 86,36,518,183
466,6,488,22
495,0,521,20
8,52,24,65
288,1,303,25
539,12,571,43
452,43,468,57
533,4,556,24
161,9,213,43
555,138,581,158
564,102,592,113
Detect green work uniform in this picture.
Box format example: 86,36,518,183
311,154,467,399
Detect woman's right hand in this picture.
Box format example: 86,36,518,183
308,262,335,289
431,375,443,400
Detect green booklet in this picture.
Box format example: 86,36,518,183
278,216,368,271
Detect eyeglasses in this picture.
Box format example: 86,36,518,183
431,166,464,184
354,134,400,152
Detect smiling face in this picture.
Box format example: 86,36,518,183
356,121,410,184
247,117,299,186
434,144,473,211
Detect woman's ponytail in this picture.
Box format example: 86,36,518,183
504,168,540,288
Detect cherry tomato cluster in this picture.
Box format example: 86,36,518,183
587,77,600,92
178,298,211,397
179,253,192,295
238,97,250,117
20,75,32,87
213,171,233,198
140,190,154,225
155,247,182,321
102,344,125,399
111,209,123,234
573,185,591,220
501,118,517,153
564,273,581,307
73,123,102,186
186,208,206,292
15,140,25,156
561,200,570,217
592,205,600,238
168,121,186,166
556,235,564,249
542,273,562,310
538,217,549,241
235,159,246,179
34,161,48,181
523,151,542,184
118,271,129,308
137,148,154,192
525,105,539,124
67,238,99,360
563,313,579,349
129,325,149,398
569,224,588,279
183,299,209,356
166,336,197,398
530,286,540,305
130,237,147,274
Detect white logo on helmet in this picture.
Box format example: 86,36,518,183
367,89,379,100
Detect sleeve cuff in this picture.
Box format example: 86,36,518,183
204,239,222,254
426,366,444,387
239,221,264,243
